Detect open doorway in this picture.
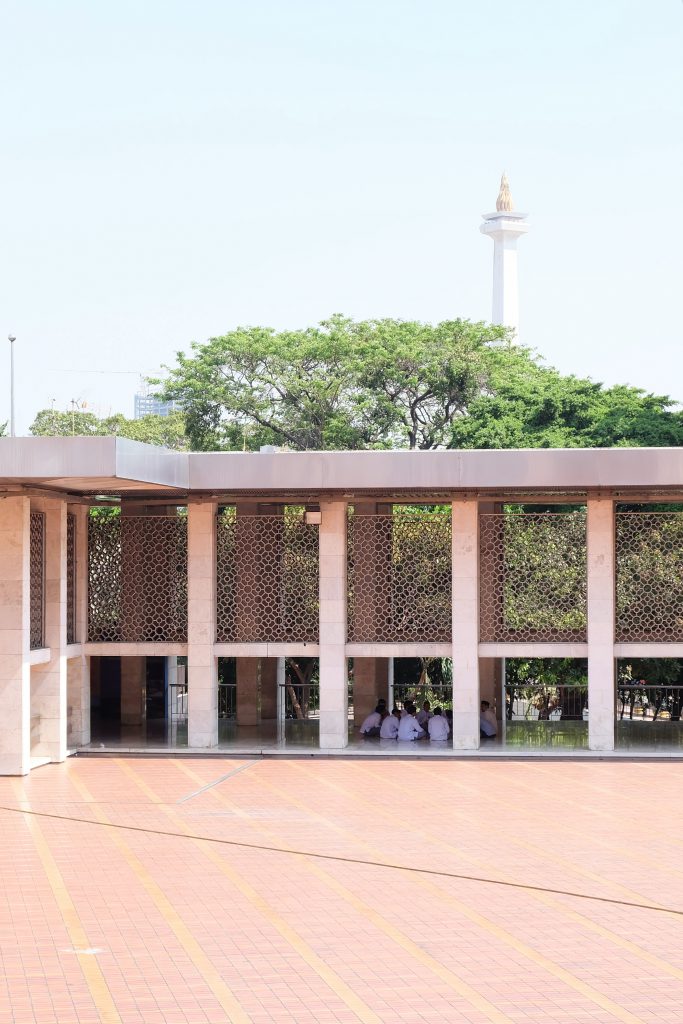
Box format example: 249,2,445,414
503,658,589,749
616,658,683,750
89,656,187,747
217,656,323,748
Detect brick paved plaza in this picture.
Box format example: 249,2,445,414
1,758,682,1024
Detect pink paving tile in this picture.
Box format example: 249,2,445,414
1,758,682,1024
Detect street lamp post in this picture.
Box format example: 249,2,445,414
8,335,16,437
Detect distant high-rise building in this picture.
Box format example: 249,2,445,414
134,393,180,419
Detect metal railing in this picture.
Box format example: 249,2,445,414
617,685,683,722
168,682,188,723
218,682,237,720
392,683,453,712
278,681,320,720
505,684,588,721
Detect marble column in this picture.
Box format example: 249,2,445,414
30,499,68,762
351,501,390,725
353,658,388,725
451,498,480,749
120,656,145,726
319,501,348,749
187,501,218,747
260,658,278,721
67,504,90,746
587,496,615,751
479,658,499,716
0,496,31,774
236,657,259,726
234,503,281,724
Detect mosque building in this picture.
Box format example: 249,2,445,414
0,180,680,773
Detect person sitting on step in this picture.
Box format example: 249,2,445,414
428,706,450,741
379,707,401,739
480,700,497,739
397,704,426,740
359,705,385,737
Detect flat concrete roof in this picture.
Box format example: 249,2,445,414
1,437,682,498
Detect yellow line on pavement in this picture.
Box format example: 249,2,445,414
116,758,383,1024
67,770,251,1024
273,762,650,1024
439,759,682,892
420,762,674,912
170,759,516,1024
12,780,122,1024
347,760,683,982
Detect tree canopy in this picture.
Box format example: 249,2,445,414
157,315,683,452
156,315,508,451
29,409,188,450
449,346,683,449
26,316,683,453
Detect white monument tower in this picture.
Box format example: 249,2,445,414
480,173,528,338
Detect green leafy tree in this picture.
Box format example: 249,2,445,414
30,409,188,450
500,509,587,637
450,346,683,449
156,315,508,451
617,658,683,721
506,658,588,720
615,511,683,641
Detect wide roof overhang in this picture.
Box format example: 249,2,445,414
1,437,682,501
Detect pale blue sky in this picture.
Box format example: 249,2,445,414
1,0,681,433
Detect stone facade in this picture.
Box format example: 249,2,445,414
2,438,683,772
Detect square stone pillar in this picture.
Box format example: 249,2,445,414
166,655,178,688
0,496,31,775
350,501,390,724
66,656,88,747
353,658,389,725
236,658,259,725
587,496,615,751
188,501,218,747
479,658,499,714
259,658,278,720
120,656,145,725
451,498,480,749
319,501,348,749
31,499,68,763
67,504,90,746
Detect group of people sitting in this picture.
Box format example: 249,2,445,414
360,699,452,741
360,698,499,741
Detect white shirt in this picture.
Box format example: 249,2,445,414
397,714,425,740
380,714,400,739
480,709,497,737
416,709,432,728
428,714,450,740
360,711,381,734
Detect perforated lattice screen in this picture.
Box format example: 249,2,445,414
30,511,45,650
616,512,683,642
88,513,187,642
347,510,452,643
480,512,587,642
216,508,319,643
67,513,76,644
